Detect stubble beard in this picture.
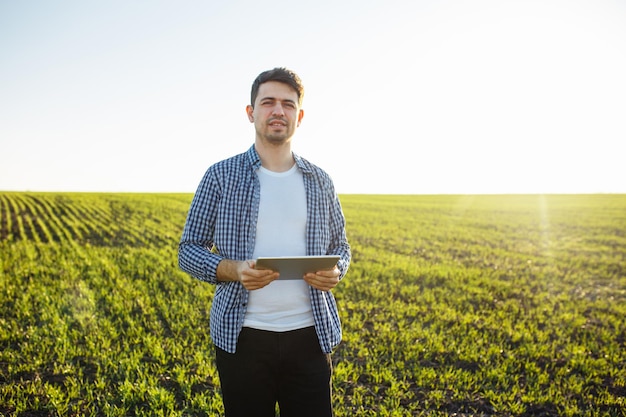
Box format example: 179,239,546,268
259,124,293,146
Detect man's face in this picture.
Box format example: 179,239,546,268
247,81,304,145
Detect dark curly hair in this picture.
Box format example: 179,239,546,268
250,67,304,108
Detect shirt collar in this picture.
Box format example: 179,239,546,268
246,145,312,174
293,152,313,174
245,145,263,171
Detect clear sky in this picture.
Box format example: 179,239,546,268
1,0,625,194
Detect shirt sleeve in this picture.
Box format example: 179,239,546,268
328,181,351,280
178,167,224,284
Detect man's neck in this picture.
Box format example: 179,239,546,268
254,140,295,172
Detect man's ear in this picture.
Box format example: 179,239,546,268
297,109,304,127
246,105,254,122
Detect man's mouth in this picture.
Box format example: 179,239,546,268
269,119,287,127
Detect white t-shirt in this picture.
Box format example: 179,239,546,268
243,164,315,331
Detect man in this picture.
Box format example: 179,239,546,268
178,67,351,417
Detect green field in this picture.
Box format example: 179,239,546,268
1,192,625,416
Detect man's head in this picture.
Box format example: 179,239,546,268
247,68,305,147
250,67,304,109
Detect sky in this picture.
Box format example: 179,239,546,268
1,0,625,195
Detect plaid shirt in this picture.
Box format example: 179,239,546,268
178,145,351,353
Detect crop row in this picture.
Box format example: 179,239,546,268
0,193,190,248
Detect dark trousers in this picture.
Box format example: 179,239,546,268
215,326,333,417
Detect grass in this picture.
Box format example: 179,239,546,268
1,192,625,416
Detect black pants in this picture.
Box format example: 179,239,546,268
215,326,333,417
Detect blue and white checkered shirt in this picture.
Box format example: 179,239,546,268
178,145,351,353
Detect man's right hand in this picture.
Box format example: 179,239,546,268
216,259,279,290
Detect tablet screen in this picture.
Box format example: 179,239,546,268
255,255,340,280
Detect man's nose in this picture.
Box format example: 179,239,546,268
271,103,285,116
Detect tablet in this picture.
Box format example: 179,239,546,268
255,255,340,280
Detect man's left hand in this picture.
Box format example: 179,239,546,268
304,266,340,292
